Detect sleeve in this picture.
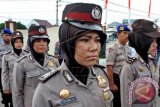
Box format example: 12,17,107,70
12,62,25,107
1,55,9,91
120,63,134,107
32,83,52,107
106,46,117,66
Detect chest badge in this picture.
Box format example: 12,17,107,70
102,91,109,101
48,60,54,67
59,89,70,99
138,66,144,72
97,76,106,88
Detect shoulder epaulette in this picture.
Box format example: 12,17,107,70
4,50,12,55
94,64,105,69
47,53,56,58
126,56,137,64
23,50,29,53
17,55,27,63
38,69,59,83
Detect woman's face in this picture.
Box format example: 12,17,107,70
14,38,23,49
74,31,101,67
33,38,48,54
148,39,157,57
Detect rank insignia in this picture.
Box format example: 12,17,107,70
97,76,107,88
48,60,54,67
63,70,74,83
102,91,109,101
138,66,144,72
59,89,70,99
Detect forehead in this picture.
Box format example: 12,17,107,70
2,33,11,36
80,31,100,38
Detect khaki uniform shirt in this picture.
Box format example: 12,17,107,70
12,53,60,107
32,62,113,107
120,54,159,107
106,41,130,75
0,43,12,68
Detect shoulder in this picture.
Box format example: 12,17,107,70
38,69,60,83
23,49,29,53
106,42,118,53
17,55,28,63
4,50,12,55
126,56,137,64
94,64,105,69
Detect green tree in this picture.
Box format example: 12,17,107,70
0,23,5,31
16,22,27,29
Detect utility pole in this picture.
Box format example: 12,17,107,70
56,0,59,26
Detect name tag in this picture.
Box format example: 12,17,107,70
59,96,77,106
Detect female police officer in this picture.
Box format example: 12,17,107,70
120,19,160,107
12,25,60,107
32,3,113,107
1,31,28,107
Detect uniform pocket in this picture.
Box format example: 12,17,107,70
26,67,40,77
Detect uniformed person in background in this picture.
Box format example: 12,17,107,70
106,24,130,107
1,31,28,107
32,3,113,107
12,25,60,107
120,19,160,107
0,29,12,107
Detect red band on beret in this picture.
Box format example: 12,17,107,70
66,12,101,24
29,30,47,36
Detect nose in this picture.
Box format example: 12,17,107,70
89,40,99,51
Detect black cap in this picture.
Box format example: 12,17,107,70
62,3,103,31
131,19,160,38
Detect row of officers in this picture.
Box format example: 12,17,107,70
0,2,160,107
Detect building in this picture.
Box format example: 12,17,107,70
28,19,54,28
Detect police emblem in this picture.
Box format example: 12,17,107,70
16,32,20,36
39,27,45,33
48,60,54,67
138,66,144,72
59,89,70,99
97,76,107,88
91,7,101,20
119,26,124,30
102,91,109,101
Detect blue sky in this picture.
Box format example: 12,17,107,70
0,0,160,26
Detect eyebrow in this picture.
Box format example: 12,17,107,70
82,35,100,39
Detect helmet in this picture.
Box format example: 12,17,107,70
62,3,106,46
12,31,23,39
28,25,50,45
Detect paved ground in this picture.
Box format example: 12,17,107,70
0,95,159,107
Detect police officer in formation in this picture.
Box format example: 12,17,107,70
1,31,29,107
12,25,60,107
0,29,12,107
106,24,130,107
120,19,160,107
32,3,113,107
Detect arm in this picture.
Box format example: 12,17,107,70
106,65,118,91
120,63,134,107
106,46,117,90
32,83,52,107
12,62,25,107
1,55,10,94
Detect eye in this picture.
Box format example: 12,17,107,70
80,38,89,42
95,38,100,43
